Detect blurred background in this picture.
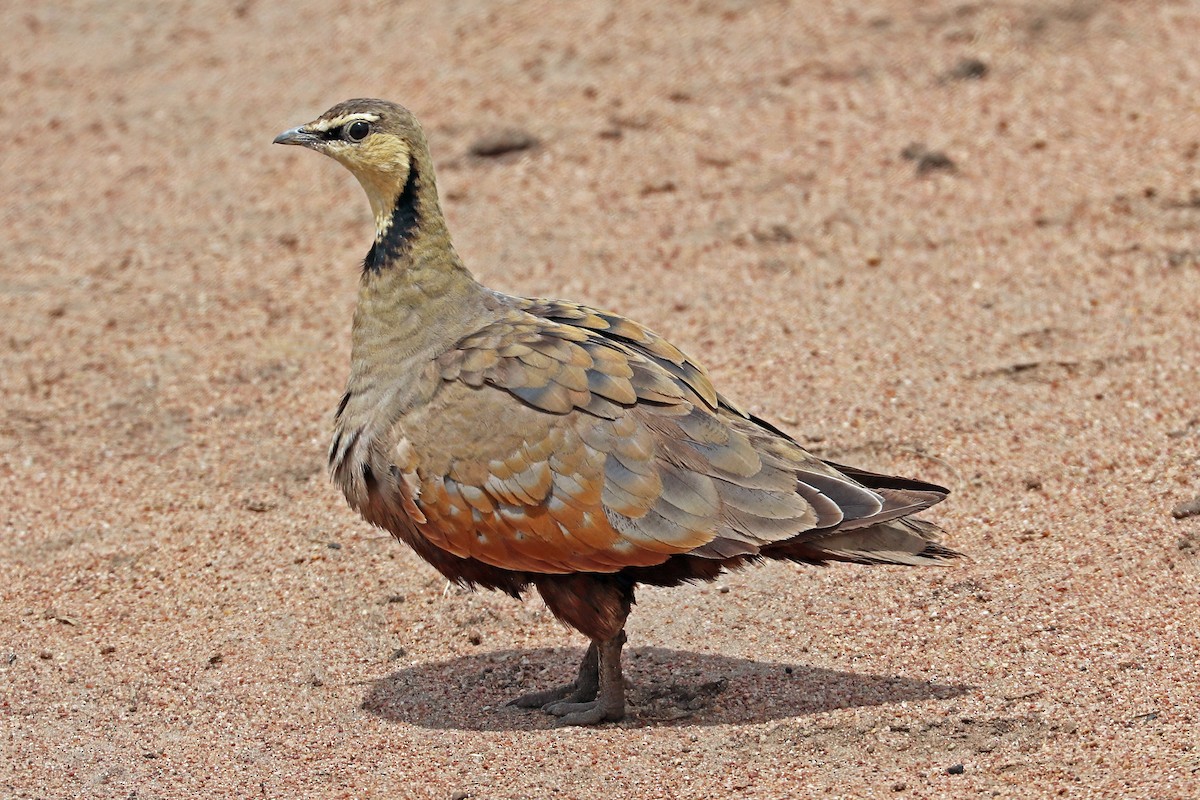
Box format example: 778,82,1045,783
3,1,1198,797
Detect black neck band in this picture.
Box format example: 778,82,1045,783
364,162,421,273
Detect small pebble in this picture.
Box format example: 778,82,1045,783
1170,496,1200,519
945,58,988,80
946,764,965,775
900,142,956,174
916,151,956,175
640,180,677,196
469,129,538,158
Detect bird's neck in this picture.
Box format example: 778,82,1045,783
350,153,490,372
361,153,452,274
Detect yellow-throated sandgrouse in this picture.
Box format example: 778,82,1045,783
275,99,960,726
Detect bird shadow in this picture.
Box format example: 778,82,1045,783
360,646,967,731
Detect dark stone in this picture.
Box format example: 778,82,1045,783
469,129,538,158
946,58,988,80
916,151,956,175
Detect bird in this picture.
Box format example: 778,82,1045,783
274,99,961,726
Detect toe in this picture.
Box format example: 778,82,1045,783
508,683,575,708
553,703,614,726
547,699,624,726
543,700,594,716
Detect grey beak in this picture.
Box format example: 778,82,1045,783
273,126,320,147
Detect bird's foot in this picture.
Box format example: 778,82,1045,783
506,642,599,710
548,633,626,726
545,695,624,726
506,681,597,709
507,634,626,725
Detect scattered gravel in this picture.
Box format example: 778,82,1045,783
3,2,1198,798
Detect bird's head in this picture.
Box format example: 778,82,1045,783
274,99,431,241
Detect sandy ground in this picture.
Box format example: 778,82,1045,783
3,1,1200,797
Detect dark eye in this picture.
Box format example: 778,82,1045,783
346,120,370,142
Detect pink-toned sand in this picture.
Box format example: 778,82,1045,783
3,1,1199,797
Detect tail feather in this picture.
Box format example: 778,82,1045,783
797,459,958,565
765,515,962,566
834,493,943,530
824,460,950,496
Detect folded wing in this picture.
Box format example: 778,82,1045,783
375,302,950,575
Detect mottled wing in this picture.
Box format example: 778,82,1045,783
515,296,915,524
439,307,689,418
373,307,879,574
519,297,951,538
512,297,720,410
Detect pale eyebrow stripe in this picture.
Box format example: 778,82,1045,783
309,112,380,132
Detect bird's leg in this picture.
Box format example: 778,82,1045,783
544,630,627,726
526,574,632,724
507,642,599,709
